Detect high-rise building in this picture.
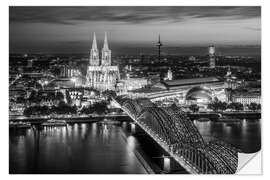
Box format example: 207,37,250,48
209,45,215,68
168,68,173,80
163,68,173,81
27,59,33,68
86,32,120,91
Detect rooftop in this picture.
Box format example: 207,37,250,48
131,77,223,94
163,77,221,87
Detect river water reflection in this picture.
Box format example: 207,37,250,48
9,119,261,174
9,122,147,174
194,120,261,153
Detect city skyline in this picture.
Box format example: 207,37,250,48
9,5,262,175
10,6,261,54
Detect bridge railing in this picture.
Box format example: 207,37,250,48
173,146,218,174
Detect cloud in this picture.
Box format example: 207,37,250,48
9,6,260,25
245,27,261,31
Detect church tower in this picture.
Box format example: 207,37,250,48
89,32,100,66
209,45,215,68
86,32,119,91
101,32,112,66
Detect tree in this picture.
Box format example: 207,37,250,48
80,101,108,115
16,97,25,104
51,67,61,76
102,90,116,100
55,91,64,101
208,100,228,112
55,101,77,114
170,103,178,109
23,105,50,116
65,91,72,104
23,107,33,116
80,106,95,114
227,102,244,111
189,104,199,113
248,103,261,111
218,102,228,111
94,101,108,114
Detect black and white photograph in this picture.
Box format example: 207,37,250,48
8,6,261,174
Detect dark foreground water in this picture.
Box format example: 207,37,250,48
194,120,261,153
9,119,261,174
9,123,147,174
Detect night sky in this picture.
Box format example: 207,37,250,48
9,6,261,54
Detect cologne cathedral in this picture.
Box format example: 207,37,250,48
86,32,120,91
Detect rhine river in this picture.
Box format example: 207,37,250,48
9,119,261,174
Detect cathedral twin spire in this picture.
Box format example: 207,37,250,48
89,32,99,66
103,32,109,51
89,32,111,66
92,32,98,50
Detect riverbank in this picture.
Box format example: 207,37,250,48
9,114,130,124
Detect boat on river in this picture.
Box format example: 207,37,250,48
196,118,211,122
9,121,31,129
41,119,67,126
98,118,121,125
217,116,241,123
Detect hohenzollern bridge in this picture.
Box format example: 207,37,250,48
112,96,238,174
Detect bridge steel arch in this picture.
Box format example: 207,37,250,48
115,97,238,174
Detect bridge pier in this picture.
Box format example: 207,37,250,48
163,156,171,172
122,121,127,130
242,118,247,126
131,122,136,133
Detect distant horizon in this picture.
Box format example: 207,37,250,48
9,33,261,55
9,44,261,57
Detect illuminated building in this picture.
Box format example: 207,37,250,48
69,90,83,106
209,45,215,68
60,66,81,78
189,56,196,61
154,77,224,91
166,68,173,81
9,102,25,115
224,67,243,89
129,77,227,104
231,92,261,105
27,59,33,68
86,32,120,91
117,77,148,94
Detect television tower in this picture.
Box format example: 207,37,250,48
156,34,163,62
